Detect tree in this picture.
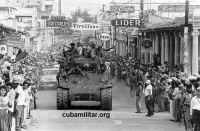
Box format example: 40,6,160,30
70,7,94,23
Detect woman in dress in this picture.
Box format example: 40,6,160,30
0,85,11,131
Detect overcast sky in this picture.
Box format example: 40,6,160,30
58,0,200,17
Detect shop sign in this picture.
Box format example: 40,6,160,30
72,30,82,37
46,20,71,27
111,19,140,27
51,16,66,20
110,5,135,13
7,39,22,45
54,28,73,35
71,23,100,31
0,45,7,54
38,11,50,20
98,33,110,41
142,38,152,49
8,34,21,40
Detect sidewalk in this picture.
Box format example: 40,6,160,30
21,118,33,131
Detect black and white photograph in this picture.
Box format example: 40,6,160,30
0,0,200,131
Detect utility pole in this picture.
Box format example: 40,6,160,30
102,4,105,33
140,0,144,28
59,0,61,16
102,4,105,12
183,0,189,73
139,0,144,60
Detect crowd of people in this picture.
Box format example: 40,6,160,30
108,53,200,131
0,51,46,131
1,41,200,131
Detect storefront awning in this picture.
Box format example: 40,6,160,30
0,23,16,32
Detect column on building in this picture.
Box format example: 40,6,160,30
155,33,159,54
183,27,189,73
145,51,148,64
164,32,169,63
161,33,165,64
180,32,184,64
192,30,199,75
187,31,192,74
169,33,173,70
150,33,153,63
174,33,179,66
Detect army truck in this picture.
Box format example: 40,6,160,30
56,56,112,110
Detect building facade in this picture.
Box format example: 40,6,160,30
139,8,200,75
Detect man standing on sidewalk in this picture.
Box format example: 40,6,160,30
190,86,200,131
180,84,194,131
135,81,143,113
14,78,26,130
144,79,153,117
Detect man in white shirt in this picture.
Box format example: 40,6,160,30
144,79,153,117
6,82,15,131
190,87,200,131
77,42,83,55
13,78,26,130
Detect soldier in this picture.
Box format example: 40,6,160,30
180,84,194,131
63,43,79,58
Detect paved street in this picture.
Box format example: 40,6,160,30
28,80,185,131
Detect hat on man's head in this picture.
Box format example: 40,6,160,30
196,75,200,82
181,77,187,81
70,43,75,46
171,77,178,81
145,79,151,84
189,76,197,81
196,87,200,92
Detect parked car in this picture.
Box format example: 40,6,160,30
39,68,59,90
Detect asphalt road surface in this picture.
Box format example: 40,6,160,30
28,80,185,131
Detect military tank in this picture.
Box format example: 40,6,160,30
56,56,112,110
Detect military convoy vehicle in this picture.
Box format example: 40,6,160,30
56,56,112,110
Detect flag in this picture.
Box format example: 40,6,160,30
0,58,6,65
16,49,22,58
15,50,29,62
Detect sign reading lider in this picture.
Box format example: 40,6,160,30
111,19,140,27
71,23,99,30
46,16,71,27
98,33,110,41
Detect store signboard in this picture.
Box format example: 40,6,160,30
142,38,153,49
54,28,73,35
51,16,66,20
98,33,110,41
72,30,82,37
38,10,50,19
111,19,140,27
71,23,100,30
46,16,71,27
46,20,71,27
0,45,7,54
110,5,135,13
